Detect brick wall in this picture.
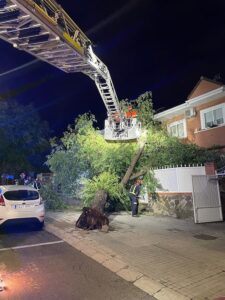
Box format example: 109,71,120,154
188,80,221,99
194,125,225,148
187,97,225,147
164,96,225,148
204,162,216,175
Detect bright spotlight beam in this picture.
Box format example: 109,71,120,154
86,0,139,35
0,278,4,291
0,59,39,77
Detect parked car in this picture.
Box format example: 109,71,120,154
0,185,45,229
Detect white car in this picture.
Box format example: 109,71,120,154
0,185,45,229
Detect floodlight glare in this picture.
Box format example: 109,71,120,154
0,279,5,291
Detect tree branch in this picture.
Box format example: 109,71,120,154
129,168,148,181
121,134,147,186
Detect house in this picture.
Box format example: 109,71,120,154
154,76,225,149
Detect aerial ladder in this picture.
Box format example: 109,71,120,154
0,0,141,141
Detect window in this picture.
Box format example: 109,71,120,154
4,190,39,201
200,104,225,129
168,119,187,138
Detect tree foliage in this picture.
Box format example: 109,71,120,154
138,127,223,170
82,172,123,206
40,183,67,210
0,100,50,174
47,113,138,196
47,91,223,207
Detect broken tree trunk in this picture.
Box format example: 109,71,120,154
75,190,109,231
121,139,146,186
76,207,109,231
91,190,108,214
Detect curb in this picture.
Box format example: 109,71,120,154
45,222,190,300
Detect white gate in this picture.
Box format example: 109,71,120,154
192,175,223,223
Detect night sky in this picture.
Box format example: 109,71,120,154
0,0,225,135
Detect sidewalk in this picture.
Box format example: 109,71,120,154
46,210,225,300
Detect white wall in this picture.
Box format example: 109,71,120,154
154,166,206,192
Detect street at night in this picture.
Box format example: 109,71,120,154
0,0,225,299
0,225,153,300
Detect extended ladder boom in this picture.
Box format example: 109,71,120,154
0,0,141,140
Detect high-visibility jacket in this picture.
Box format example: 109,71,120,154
125,110,137,118
129,184,141,197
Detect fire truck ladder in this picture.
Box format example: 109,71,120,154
0,0,141,140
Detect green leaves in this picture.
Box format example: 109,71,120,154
40,184,67,210
82,172,122,206
47,114,137,200
142,127,223,169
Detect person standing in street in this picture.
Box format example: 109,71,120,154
18,172,26,185
129,178,143,217
33,177,42,190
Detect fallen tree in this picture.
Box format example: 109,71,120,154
47,91,223,231
75,140,146,231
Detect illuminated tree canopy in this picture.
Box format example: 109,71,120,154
47,91,223,208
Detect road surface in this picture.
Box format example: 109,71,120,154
0,223,153,300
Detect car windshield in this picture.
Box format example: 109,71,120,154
4,190,39,201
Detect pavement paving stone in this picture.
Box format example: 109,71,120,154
134,276,165,295
116,267,143,282
80,246,98,257
102,257,128,273
69,240,86,251
69,236,82,245
91,252,111,264
178,272,225,299
72,240,93,251
92,245,118,257
154,287,190,300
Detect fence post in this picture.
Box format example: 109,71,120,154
204,162,216,175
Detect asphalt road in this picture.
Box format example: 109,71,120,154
0,224,153,300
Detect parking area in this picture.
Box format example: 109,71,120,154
0,224,153,300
